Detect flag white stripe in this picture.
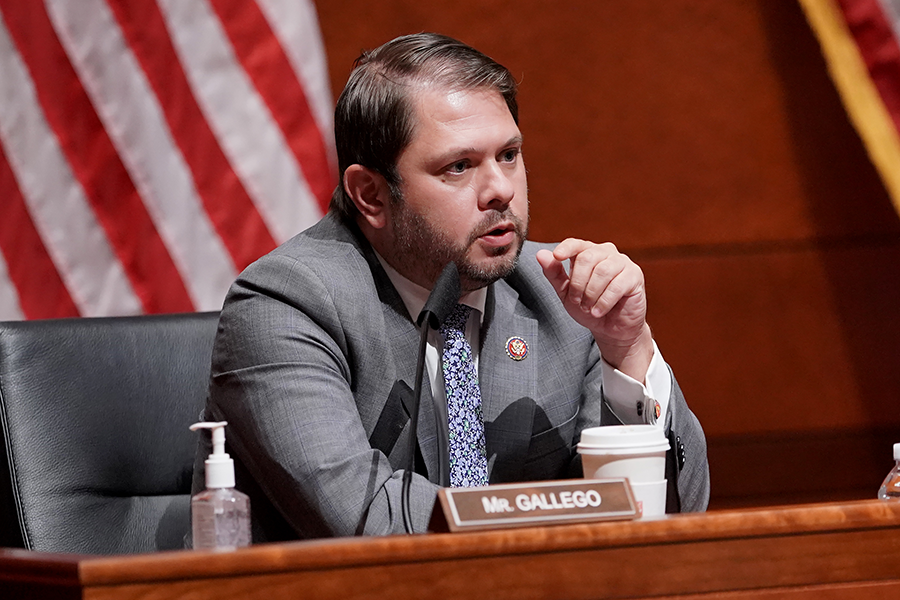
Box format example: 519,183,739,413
158,0,322,244
0,248,24,321
256,0,335,162
0,14,142,317
46,0,236,311
876,0,900,46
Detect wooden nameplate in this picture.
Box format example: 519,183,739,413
429,478,639,533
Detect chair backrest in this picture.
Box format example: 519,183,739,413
0,312,219,554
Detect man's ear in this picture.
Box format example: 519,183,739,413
344,165,391,229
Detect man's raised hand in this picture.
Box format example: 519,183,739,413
536,239,654,382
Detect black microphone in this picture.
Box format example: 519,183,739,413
402,262,460,534
417,262,461,329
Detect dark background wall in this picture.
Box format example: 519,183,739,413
314,0,900,508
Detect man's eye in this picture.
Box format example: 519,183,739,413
501,149,519,162
448,161,467,173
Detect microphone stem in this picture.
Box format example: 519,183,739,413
402,320,431,534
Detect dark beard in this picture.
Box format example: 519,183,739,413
388,195,528,292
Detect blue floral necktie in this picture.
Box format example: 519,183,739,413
440,304,489,487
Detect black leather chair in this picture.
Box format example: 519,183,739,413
0,312,219,554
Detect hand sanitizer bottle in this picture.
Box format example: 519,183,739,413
190,421,251,549
878,443,900,501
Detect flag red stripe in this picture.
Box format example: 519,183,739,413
210,0,334,213
0,142,80,319
107,0,278,272
838,0,900,133
0,1,194,313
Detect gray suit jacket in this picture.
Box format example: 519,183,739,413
193,213,709,542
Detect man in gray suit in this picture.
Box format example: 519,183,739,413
194,33,709,542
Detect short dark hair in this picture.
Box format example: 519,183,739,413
329,33,519,220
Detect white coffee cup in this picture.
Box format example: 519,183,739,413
629,479,667,518
577,425,669,517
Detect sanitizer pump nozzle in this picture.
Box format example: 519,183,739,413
190,421,250,550
191,421,235,489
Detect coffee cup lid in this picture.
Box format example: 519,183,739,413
578,424,666,449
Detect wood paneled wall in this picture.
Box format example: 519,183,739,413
314,0,900,508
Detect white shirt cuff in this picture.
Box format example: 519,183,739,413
600,340,671,426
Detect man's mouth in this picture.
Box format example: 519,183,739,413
477,222,516,247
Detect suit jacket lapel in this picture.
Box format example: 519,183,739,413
479,279,538,483
362,241,442,484
381,303,442,483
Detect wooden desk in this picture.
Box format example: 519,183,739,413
3,500,900,599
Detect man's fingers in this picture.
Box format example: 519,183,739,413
541,239,649,365
541,240,645,321
582,253,637,312
536,249,569,297
588,266,641,318
551,238,593,262
567,244,623,308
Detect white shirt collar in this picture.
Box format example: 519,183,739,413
374,252,487,325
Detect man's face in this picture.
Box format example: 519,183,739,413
383,85,529,292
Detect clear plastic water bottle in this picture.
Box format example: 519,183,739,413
878,443,900,501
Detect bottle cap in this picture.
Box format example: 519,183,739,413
894,443,900,461
190,421,235,489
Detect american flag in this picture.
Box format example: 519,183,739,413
801,0,900,216
0,0,335,320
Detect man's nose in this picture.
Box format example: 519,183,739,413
478,160,516,210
